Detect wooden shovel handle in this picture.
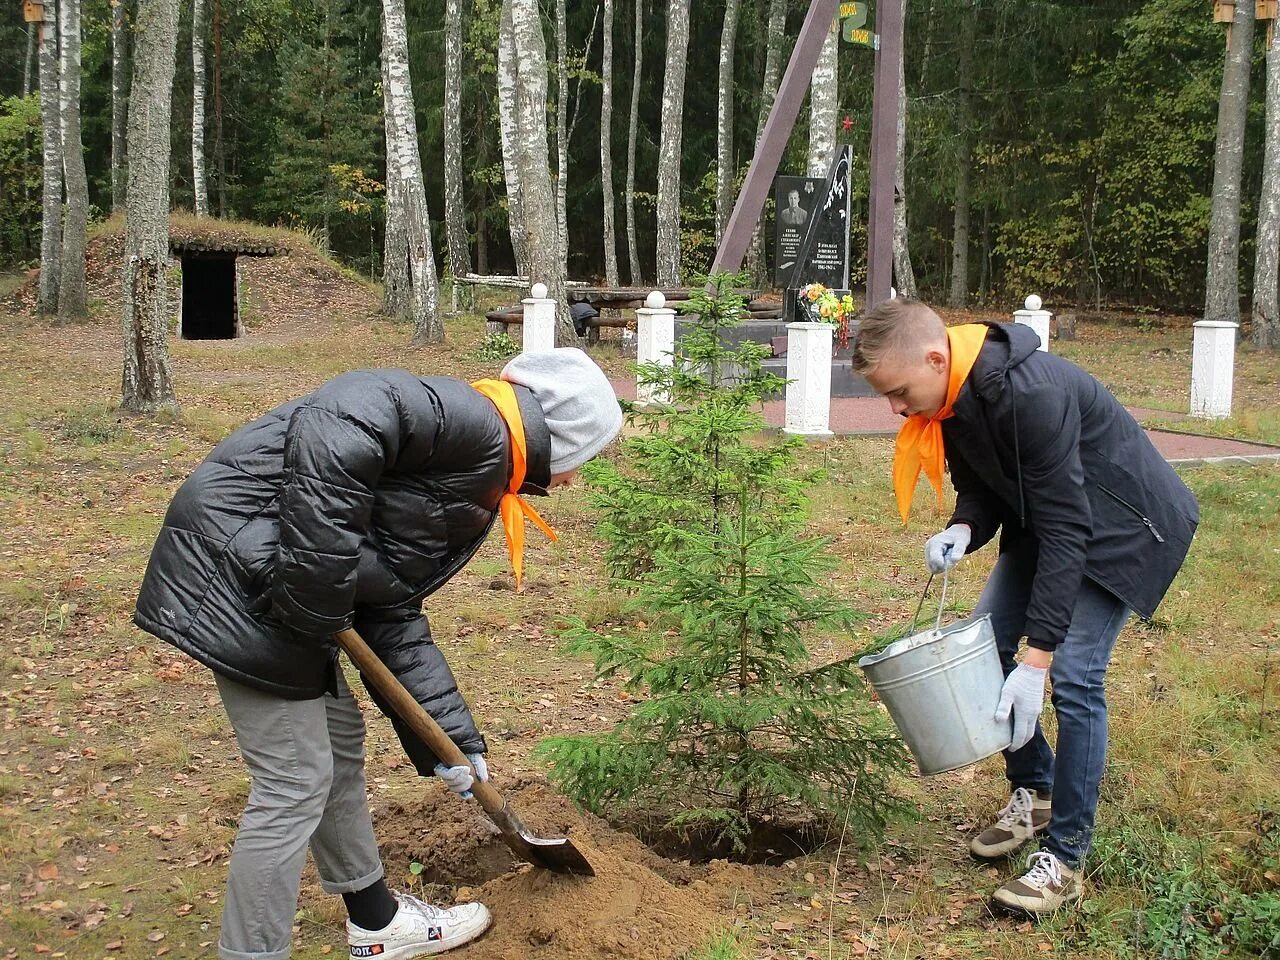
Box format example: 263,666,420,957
334,628,505,813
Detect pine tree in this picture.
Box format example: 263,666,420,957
540,276,907,851
261,0,379,258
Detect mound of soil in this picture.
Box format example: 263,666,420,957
374,777,764,959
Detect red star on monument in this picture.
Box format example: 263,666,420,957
841,115,855,132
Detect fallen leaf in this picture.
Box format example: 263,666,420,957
36,864,58,881
147,932,165,942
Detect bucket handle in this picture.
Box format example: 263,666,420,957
909,567,950,636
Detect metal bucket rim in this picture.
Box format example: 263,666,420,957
856,612,993,671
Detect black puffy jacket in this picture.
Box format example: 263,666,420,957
943,323,1199,649
134,369,552,770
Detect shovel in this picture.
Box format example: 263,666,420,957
335,628,595,877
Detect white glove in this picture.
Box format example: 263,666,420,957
924,524,972,574
995,663,1048,750
433,752,489,800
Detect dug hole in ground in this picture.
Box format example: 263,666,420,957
373,776,773,959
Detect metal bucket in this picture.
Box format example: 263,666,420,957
858,577,1012,775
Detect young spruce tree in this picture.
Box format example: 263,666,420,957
540,275,907,850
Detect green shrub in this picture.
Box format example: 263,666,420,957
471,331,520,363
538,274,908,852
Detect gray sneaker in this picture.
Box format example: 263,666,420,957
992,851,1083,916
969,787,1051,861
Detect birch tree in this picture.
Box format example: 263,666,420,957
497,2,528,273
111,0,128,212
58,0,90,321
384,0,443,344
947,0,976,308
892,21,917,297
807,21,837,177
600,0,620,285
625,0,643,285
38,5,62,317
715,0,740,241
192,0,209,216
1205,2,1254,327
555,0,569,271
655,0,690,286
121,0,180,414
509,0,574,343
1254,25,1280,349
382,57,410,320
746,0,786,285
444,0,472,282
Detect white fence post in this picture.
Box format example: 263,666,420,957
783,321,834,438
1013,294,1051,352
635,290,676,406
1190,320,1237,419
521,282,557,353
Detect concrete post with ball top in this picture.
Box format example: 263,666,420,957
635,291,676,406
522,282,557,353
1013,295,1051,352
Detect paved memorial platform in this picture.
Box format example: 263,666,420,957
609,380,1280,466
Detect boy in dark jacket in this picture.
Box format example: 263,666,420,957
852,300,1198,916
134,348,623,960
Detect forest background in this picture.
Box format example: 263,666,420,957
0,0,1267,314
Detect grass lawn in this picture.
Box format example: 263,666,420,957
1,242,1277,959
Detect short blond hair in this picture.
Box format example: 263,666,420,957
851,298,946,374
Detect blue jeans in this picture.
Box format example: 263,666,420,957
973,538,1130,870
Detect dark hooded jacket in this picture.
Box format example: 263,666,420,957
134,369,552,772
942,323,1199,650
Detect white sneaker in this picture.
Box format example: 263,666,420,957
347,892,491,959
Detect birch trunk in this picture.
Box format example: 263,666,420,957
382,57,410,320
1205,2,1254,327
946,0,975,308
747,0,786,287
58,0,90,322
892,26,917,297
555,0,569,271
444,0,472,280
121,0,180,414
625,0,643,285
807,21,837,177
510,0,574,343
38,6,62,317
383,0,443,344
1254,31,1280,349
111,0,128,212
715,0,740,241
192,0,209,216
655,0,690,286
497,3,528,274
600,0,620,285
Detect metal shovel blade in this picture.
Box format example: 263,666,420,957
335,629,595,877
481,787,595,876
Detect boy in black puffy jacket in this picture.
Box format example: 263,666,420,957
135,348,622,960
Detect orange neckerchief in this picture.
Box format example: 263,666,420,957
471,379,559,591
891,324,989,524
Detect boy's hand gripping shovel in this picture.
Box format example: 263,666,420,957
335,628,594,877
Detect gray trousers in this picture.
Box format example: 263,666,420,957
215,671,384,960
